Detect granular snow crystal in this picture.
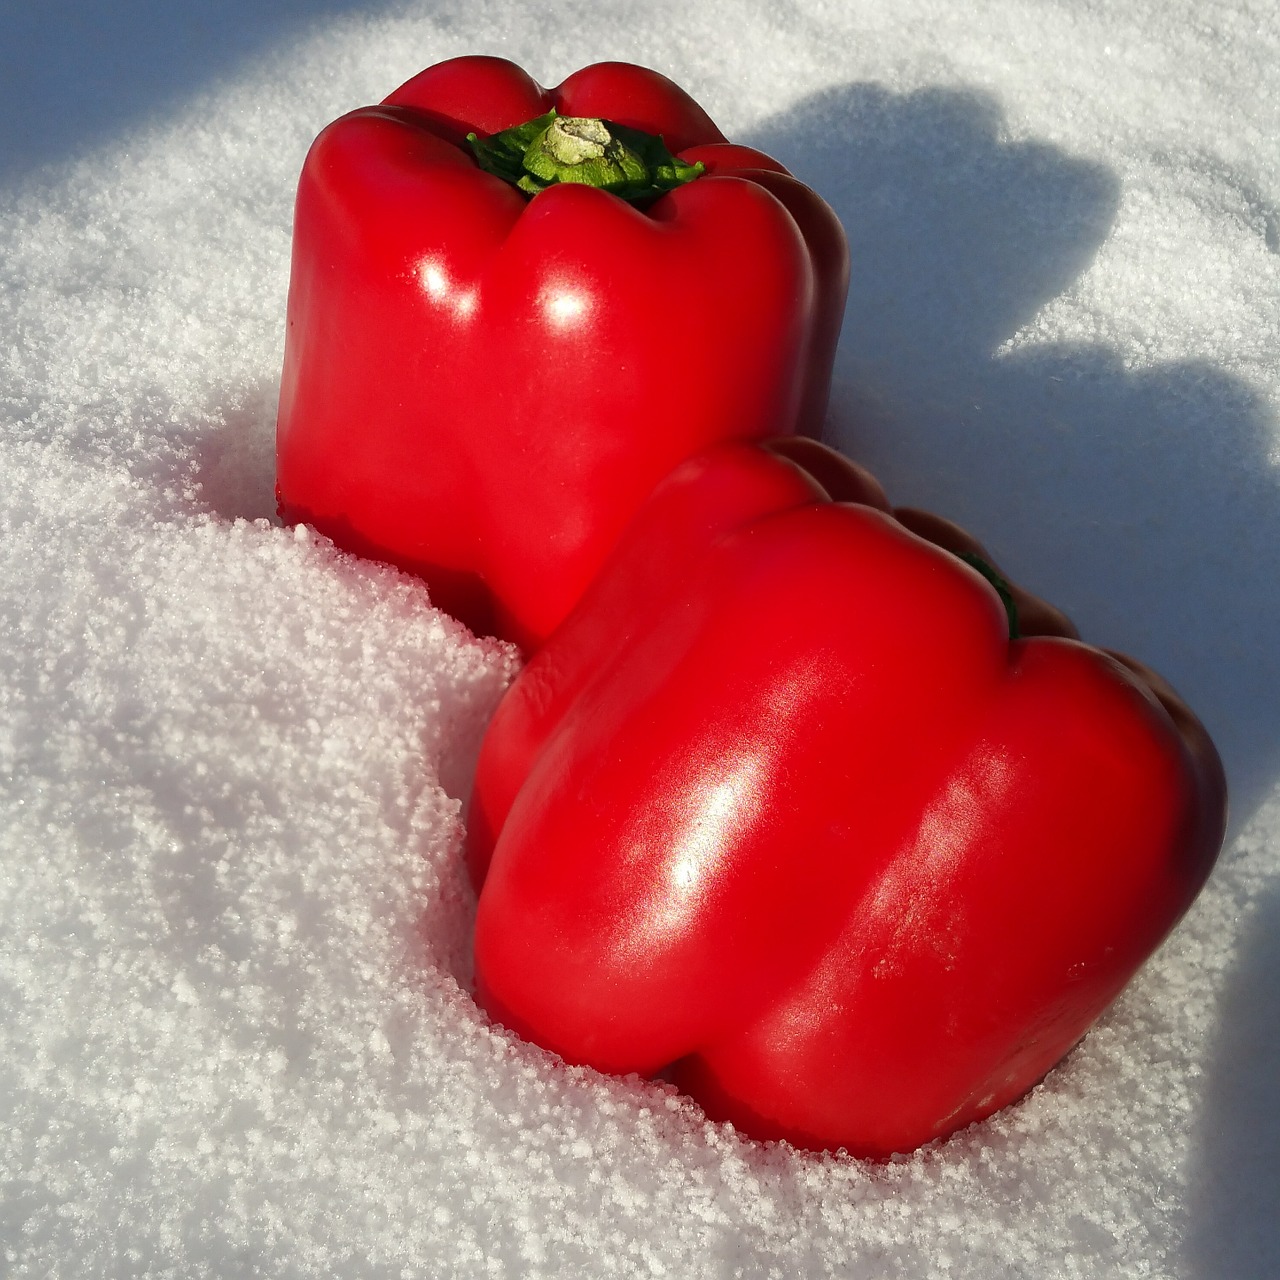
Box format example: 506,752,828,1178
1,2,1278,1277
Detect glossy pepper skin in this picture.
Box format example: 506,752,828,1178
275,56,849,653
467,439,1227,1158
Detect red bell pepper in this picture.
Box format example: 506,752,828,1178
467,439,1227,1157
275,56,849,653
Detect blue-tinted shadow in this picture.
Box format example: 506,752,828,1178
0,0,399,182
750,81,1280,824
749,80,1280,1274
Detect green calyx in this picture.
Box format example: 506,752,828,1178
467,108,705,202
955,552,1022,640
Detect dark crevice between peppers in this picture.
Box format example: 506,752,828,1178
468,108,705,201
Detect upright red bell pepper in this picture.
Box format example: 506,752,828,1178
275,56,849,652
467,439,1227,1157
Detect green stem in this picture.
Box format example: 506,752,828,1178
467,108,704,202
955,552,1021,640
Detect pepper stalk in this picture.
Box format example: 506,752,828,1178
468,109,705,202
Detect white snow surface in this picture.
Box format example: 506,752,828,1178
2,2,1278,1277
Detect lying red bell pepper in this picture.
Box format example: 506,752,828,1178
467,438,1227,1157
275,56,849,653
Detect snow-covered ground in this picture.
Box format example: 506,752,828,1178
2,2,1277,1276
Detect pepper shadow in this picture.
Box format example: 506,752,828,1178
0,0,400,184
1181,879,1280,1278
749,82,1280,825
185,379,283,525
749,80,1280,1271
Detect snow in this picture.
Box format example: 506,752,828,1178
1,2,1277,1276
